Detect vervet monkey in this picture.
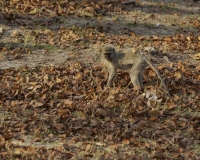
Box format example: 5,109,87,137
101,44,170,96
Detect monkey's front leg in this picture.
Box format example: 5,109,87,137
107,67,117,87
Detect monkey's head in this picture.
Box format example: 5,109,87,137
102,44,115,54
101,44,115,61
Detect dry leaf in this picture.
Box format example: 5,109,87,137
85,144,92,152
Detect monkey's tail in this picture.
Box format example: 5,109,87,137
143,56,170,96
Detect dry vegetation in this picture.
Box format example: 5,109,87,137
0,0,200,159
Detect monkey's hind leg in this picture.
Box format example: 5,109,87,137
129,71,143,90
129,61,145,90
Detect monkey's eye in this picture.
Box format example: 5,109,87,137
105,52,111,54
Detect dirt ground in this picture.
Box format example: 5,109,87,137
0,0,199,69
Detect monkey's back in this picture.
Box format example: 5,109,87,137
115,48,146,71
101,46,146,71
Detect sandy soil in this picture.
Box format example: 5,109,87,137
0,0,199,69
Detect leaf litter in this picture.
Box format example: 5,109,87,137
0,0,200,159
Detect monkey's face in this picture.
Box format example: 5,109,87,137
103,46,115,54
101,45,116,61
